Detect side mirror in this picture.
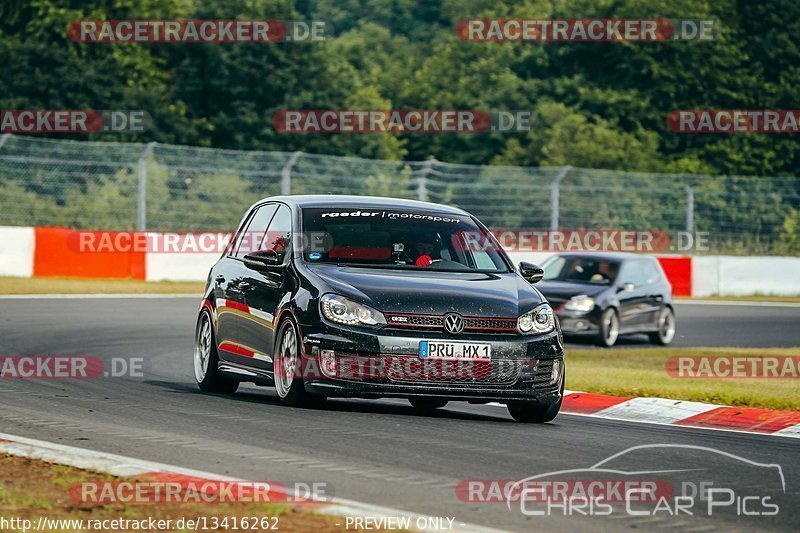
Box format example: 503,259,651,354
243,250,281,271
519,261,544,284
618,282,635,292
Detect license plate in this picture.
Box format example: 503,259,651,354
419,341,492,360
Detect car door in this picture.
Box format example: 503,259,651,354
216,203,278,367
615,260,651,331
242,203,293,370
638,259,666,328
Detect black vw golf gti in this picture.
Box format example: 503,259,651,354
536,252,676,347
194,196,565,422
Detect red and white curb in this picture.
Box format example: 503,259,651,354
499,390,800,437
0,432,501,533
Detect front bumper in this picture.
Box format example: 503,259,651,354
299,322,565,403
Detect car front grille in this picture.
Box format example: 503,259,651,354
323,352,561,391
385,313,518,334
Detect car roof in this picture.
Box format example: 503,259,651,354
252,195,469,216
551,251,655,262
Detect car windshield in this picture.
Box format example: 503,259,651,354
542,256,620,285
301,207,509,273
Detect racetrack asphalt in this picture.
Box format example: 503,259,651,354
0,298,797,531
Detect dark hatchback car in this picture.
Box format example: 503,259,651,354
193,195,565,422
535,252,676,347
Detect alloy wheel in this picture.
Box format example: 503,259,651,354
275,323,299,398
194,314,212,383
659,308,676,343
605,312,619,345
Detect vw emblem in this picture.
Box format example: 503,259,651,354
443,313,465,335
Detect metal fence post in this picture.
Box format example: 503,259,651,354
281,151,302,196
416,157,436,201
0,133,10,151
137,142,156,231
550,165,571,231
686,186,695,232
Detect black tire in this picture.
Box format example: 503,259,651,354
648,306,676,346
595,308,620,347
194,310,239,394
507,375,564,423
273,317,326,408
507,399,562,423
409,398,448,410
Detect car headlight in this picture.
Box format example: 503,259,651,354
517,303,555,335
564,295,595,312
320,294,386,327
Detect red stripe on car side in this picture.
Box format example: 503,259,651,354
224,300,250,313
218,342,254,358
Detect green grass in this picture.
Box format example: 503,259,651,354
0,276,205,294
566,347,800,411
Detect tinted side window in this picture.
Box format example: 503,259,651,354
233,204,278,258
262,205,292,262
642,260,662,285
619,261,645,286
620,260,658,287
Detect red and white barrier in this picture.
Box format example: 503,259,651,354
1,226,799,296
0,226,34,277
554,391,800,437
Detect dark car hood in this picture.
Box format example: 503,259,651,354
535,280,609,304
306,264,543,317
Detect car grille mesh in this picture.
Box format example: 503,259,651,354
382,356,523,387
532,358,555,387
464,317,518,331
386,314,518,333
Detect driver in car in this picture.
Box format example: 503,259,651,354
411,235,441,267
